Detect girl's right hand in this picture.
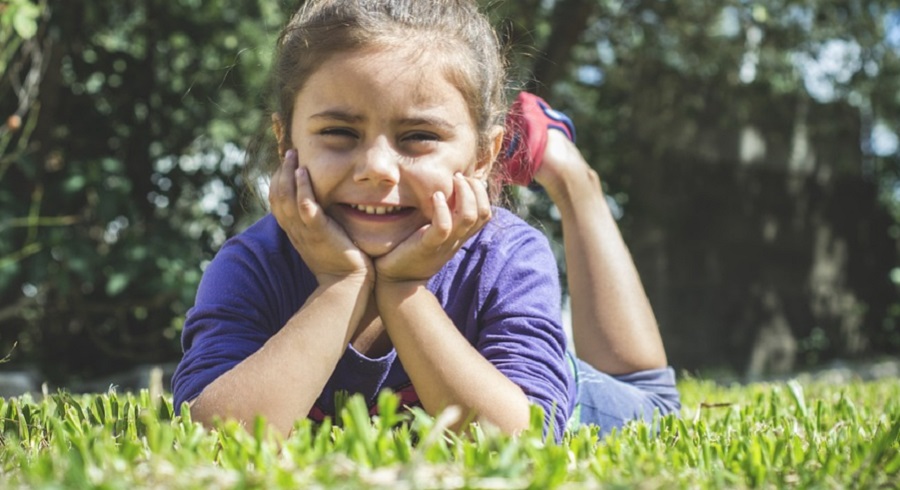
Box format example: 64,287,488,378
269,149,374,286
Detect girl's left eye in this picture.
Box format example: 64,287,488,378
402,132,439,142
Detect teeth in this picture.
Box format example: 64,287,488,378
353,204,402,215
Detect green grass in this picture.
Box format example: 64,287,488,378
1,376,898,489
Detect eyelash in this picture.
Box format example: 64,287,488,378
320,128,357,138
403,132,438,142
319,129,439,143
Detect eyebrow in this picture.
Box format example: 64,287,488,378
310,110,456,130
398,116,456,131
309,110,365,123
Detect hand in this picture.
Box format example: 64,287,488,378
269,150,374,286
375,173,492,285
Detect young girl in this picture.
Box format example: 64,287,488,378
171,0,680,440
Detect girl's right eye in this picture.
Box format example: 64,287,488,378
320,128,357,138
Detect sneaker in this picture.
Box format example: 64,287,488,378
499,92,576,186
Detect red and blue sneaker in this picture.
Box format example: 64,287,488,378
499,92,576,186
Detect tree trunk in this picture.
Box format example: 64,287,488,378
528,0,597,96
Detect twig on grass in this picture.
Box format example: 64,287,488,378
1,341,17,363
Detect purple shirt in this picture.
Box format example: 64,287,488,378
172,207,575,438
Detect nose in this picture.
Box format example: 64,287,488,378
354,136,399,185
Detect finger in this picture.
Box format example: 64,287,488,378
286,148,299,170
422,191,452,247
269,151,297,210
470,177,493,224
294,165,324,228
452,173,478,231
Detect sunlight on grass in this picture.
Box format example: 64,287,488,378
0,377,897,488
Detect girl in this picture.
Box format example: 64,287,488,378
171,0,680,440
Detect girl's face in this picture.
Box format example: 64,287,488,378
279,46,499,257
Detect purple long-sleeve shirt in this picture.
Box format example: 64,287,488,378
172,207,575,438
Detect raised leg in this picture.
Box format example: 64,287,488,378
533,131,668,375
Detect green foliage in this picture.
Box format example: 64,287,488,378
0,0,41,40
1,0,899,382
0,378,898,488
0,1,286,380
516,0,900,369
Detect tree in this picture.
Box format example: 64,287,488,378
0,0,283,382
1,0,898,384
503,0,900,376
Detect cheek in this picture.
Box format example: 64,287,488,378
300,153,345,201
403,165,455,202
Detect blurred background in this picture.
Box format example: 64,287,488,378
1,0,898,392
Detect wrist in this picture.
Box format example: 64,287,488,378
374,278,428,304
549,175,614,224
316,271,375,292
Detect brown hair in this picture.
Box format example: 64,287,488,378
244,0,509,199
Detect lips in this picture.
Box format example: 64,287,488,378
333,202,424,255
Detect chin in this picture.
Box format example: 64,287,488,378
356,241,397,258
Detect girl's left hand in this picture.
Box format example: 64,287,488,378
375,173,491,284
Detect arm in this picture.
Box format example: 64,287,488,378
186,150,374,435
189,276,370,435
376,282,532,434
377,216,572,437
374,175,542,434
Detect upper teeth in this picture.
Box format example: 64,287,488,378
352,204,402,215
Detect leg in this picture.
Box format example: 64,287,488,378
534,131,668,375
572,357,680,436
499,92,679,431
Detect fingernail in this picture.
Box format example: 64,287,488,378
435,191,446,201
285,149,296,161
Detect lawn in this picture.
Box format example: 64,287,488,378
0,374,898,489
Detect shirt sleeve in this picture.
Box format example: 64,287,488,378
170,224,312,411
475,224,575,440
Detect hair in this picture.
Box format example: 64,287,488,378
244,0,510,203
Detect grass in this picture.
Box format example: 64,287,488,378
0,376,898,489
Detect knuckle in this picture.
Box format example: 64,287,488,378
268,184,282,200
298,198,317,214
459,211,478,227
270,184,290,202
434,221,453,238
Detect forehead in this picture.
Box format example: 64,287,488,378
294,45,473,121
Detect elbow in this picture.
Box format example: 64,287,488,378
184,397,223,429
185,394,294,437
500,396,533,436
474,389,533,436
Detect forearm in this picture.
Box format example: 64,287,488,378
189,277,371,434
376,282,531,434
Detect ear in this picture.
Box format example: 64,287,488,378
472,125,505,180
272,113,287,156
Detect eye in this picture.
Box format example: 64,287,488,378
402,131,439,143
320,128,358,138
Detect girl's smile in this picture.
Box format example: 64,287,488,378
344,203,413,216
280,45,490,257
340,202,416,223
